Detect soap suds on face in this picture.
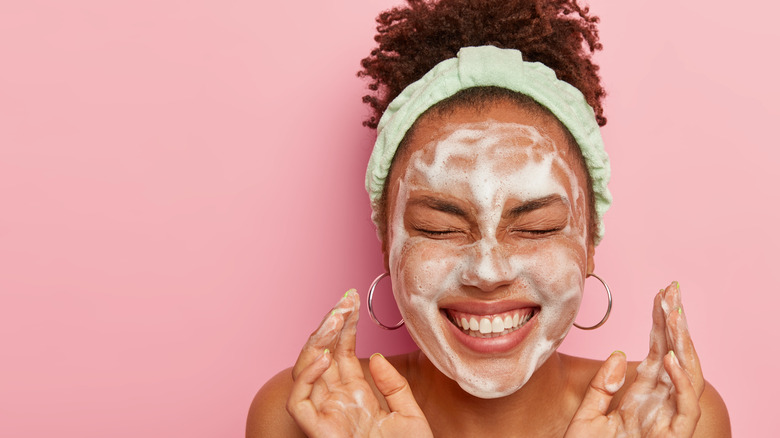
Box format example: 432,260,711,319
387,120,590,398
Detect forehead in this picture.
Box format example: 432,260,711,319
388,100,587,201
407,121,560,180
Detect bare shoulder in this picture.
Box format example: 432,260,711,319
693,380,731,437
246,367,306,438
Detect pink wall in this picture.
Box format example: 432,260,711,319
1,0,776,436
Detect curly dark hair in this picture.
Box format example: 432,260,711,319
359,0,606,247
358,0,606,128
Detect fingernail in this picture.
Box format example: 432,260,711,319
669,350,681,366
659,288,664,293
324,348,330,355
677,307,682,315
612,350,625,357
344,288,356,298
370,352,384,360
673,281,680,290
331,309,337,316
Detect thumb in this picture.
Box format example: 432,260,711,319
574,351,627,420
369,353,425,418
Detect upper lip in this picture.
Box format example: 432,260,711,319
439,299,538,315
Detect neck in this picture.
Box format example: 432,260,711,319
408,350,579,436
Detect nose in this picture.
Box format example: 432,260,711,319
460,239,515,292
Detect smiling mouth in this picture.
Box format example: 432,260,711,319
444,308,537,338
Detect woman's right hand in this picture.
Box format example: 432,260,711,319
286,289,433,438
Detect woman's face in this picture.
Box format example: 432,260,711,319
385,99,593,399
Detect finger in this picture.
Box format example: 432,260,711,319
665,350,701,436
287,349,333,435
637,291,668,382
292,313,343,380
292,290,355,380
333,290,365,382
310,355,343,403
650,291,669,358
369,353,426,419
571,351,627,421
664,283,705,396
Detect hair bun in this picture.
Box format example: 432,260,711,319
358,0,606,129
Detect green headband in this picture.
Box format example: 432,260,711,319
365,45,611,244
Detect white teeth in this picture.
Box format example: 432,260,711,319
449,309,536,338
479,318,492,334
491,317,504,333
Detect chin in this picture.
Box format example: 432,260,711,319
403,301,564,399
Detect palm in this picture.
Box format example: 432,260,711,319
566,283,704,438
307,377,379,436
287,290,433,438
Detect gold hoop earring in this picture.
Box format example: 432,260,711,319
574,273,612,330
367,273,404,330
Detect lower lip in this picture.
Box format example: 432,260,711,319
443,310,537,354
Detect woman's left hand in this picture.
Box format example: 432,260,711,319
565,282,704,437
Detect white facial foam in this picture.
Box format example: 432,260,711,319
388,121,589,398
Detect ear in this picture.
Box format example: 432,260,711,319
586,242,596,275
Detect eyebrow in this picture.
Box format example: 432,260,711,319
504,195,569,219
408,196,468,218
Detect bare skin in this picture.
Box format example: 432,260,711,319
247,101,731,437
249,288,729,437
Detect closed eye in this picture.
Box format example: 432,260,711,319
415,228,462,237
510,226,564,236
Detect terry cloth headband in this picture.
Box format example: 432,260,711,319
365,45,612,244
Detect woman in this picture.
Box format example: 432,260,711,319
248,0,730,436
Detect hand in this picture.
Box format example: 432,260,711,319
566,282,704,437
286,289,433,438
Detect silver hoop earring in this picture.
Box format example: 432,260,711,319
574,273,612,330
367,273,404,330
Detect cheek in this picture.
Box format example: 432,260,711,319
393,238,463,300
512,240,586,334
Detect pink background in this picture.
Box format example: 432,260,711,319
1,0,777,436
